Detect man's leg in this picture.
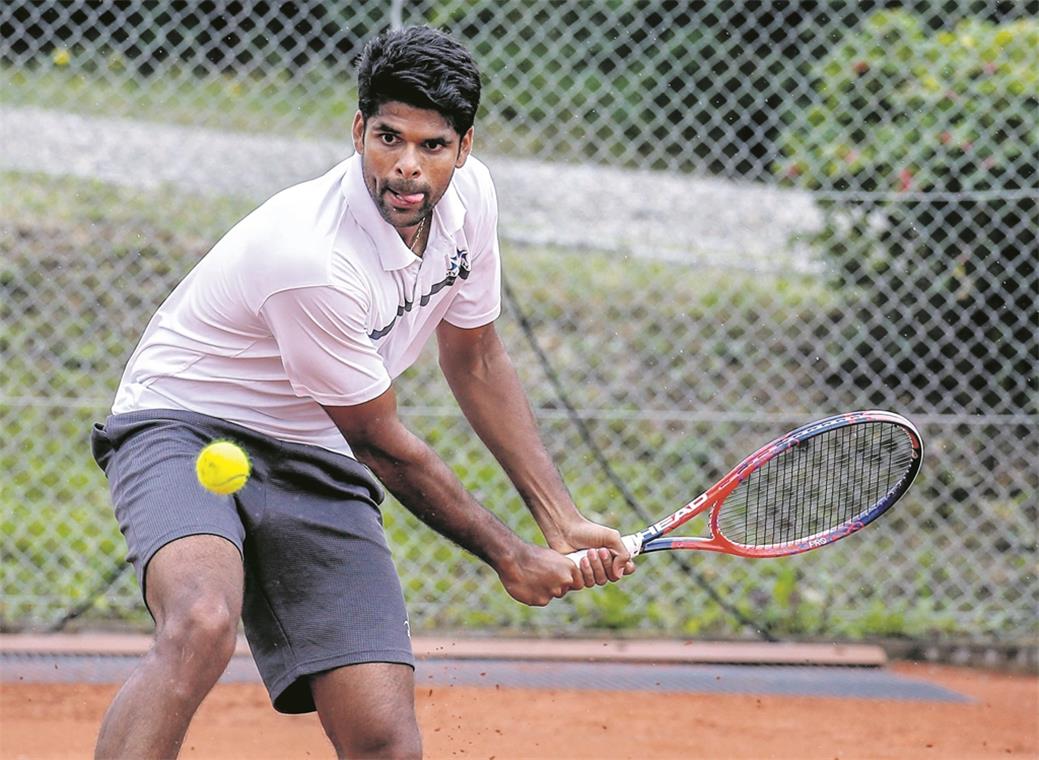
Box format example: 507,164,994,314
311,663,421,759
95,535,243,759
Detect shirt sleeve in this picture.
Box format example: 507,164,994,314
259,285,391,406
443,171,503,329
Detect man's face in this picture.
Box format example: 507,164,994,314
352,101,473,230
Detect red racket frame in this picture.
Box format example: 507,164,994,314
570,410,923,564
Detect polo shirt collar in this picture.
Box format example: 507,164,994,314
342,153,467,272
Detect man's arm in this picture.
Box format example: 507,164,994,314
321,390,584,606
436,320,634,584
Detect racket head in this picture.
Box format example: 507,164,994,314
644,410,922,557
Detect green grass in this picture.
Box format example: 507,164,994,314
1,169,848,637
3,169,964,640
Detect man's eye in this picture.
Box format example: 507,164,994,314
425,141,444,151
380,133,397,144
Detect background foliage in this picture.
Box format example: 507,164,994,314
779,10,1037,415
2,1,1035,647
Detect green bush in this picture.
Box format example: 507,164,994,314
777,11,1037,414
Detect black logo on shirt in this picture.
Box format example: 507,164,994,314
369,249,471,340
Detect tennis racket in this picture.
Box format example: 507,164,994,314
568,410,922,563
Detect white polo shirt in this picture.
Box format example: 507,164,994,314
112,153,502,456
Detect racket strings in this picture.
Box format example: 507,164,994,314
717,423,916,548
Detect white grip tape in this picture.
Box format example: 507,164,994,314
566,533,643,567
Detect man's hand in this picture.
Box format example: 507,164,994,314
494,542,585,606
549,517,637,587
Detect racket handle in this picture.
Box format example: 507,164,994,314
566,533,643,567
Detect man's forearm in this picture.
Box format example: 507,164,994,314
350,428,522,569
439,331,578,542
322,371,586,605
433,323,634,581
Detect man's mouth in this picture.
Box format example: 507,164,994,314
386,188,425,208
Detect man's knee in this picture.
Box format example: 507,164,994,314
145,594,239,705
144,535,244,673
313,663,421,760
327,721,422,760
157,594,239,661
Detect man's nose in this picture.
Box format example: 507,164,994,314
395,145,421,178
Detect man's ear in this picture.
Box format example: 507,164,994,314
456,127,474,168
352,110,366,154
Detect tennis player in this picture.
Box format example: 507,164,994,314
90,25,633,759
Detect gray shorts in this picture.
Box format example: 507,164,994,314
91,409,414,714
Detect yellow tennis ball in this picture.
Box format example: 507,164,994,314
195,440,251,495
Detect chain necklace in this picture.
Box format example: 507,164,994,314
408,216,427,254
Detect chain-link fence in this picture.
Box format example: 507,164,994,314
2,1,1036,648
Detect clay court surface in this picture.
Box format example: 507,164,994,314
1,638,1036,759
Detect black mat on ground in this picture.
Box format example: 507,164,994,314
0,653,969,702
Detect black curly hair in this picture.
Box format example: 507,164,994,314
356,26,482,136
